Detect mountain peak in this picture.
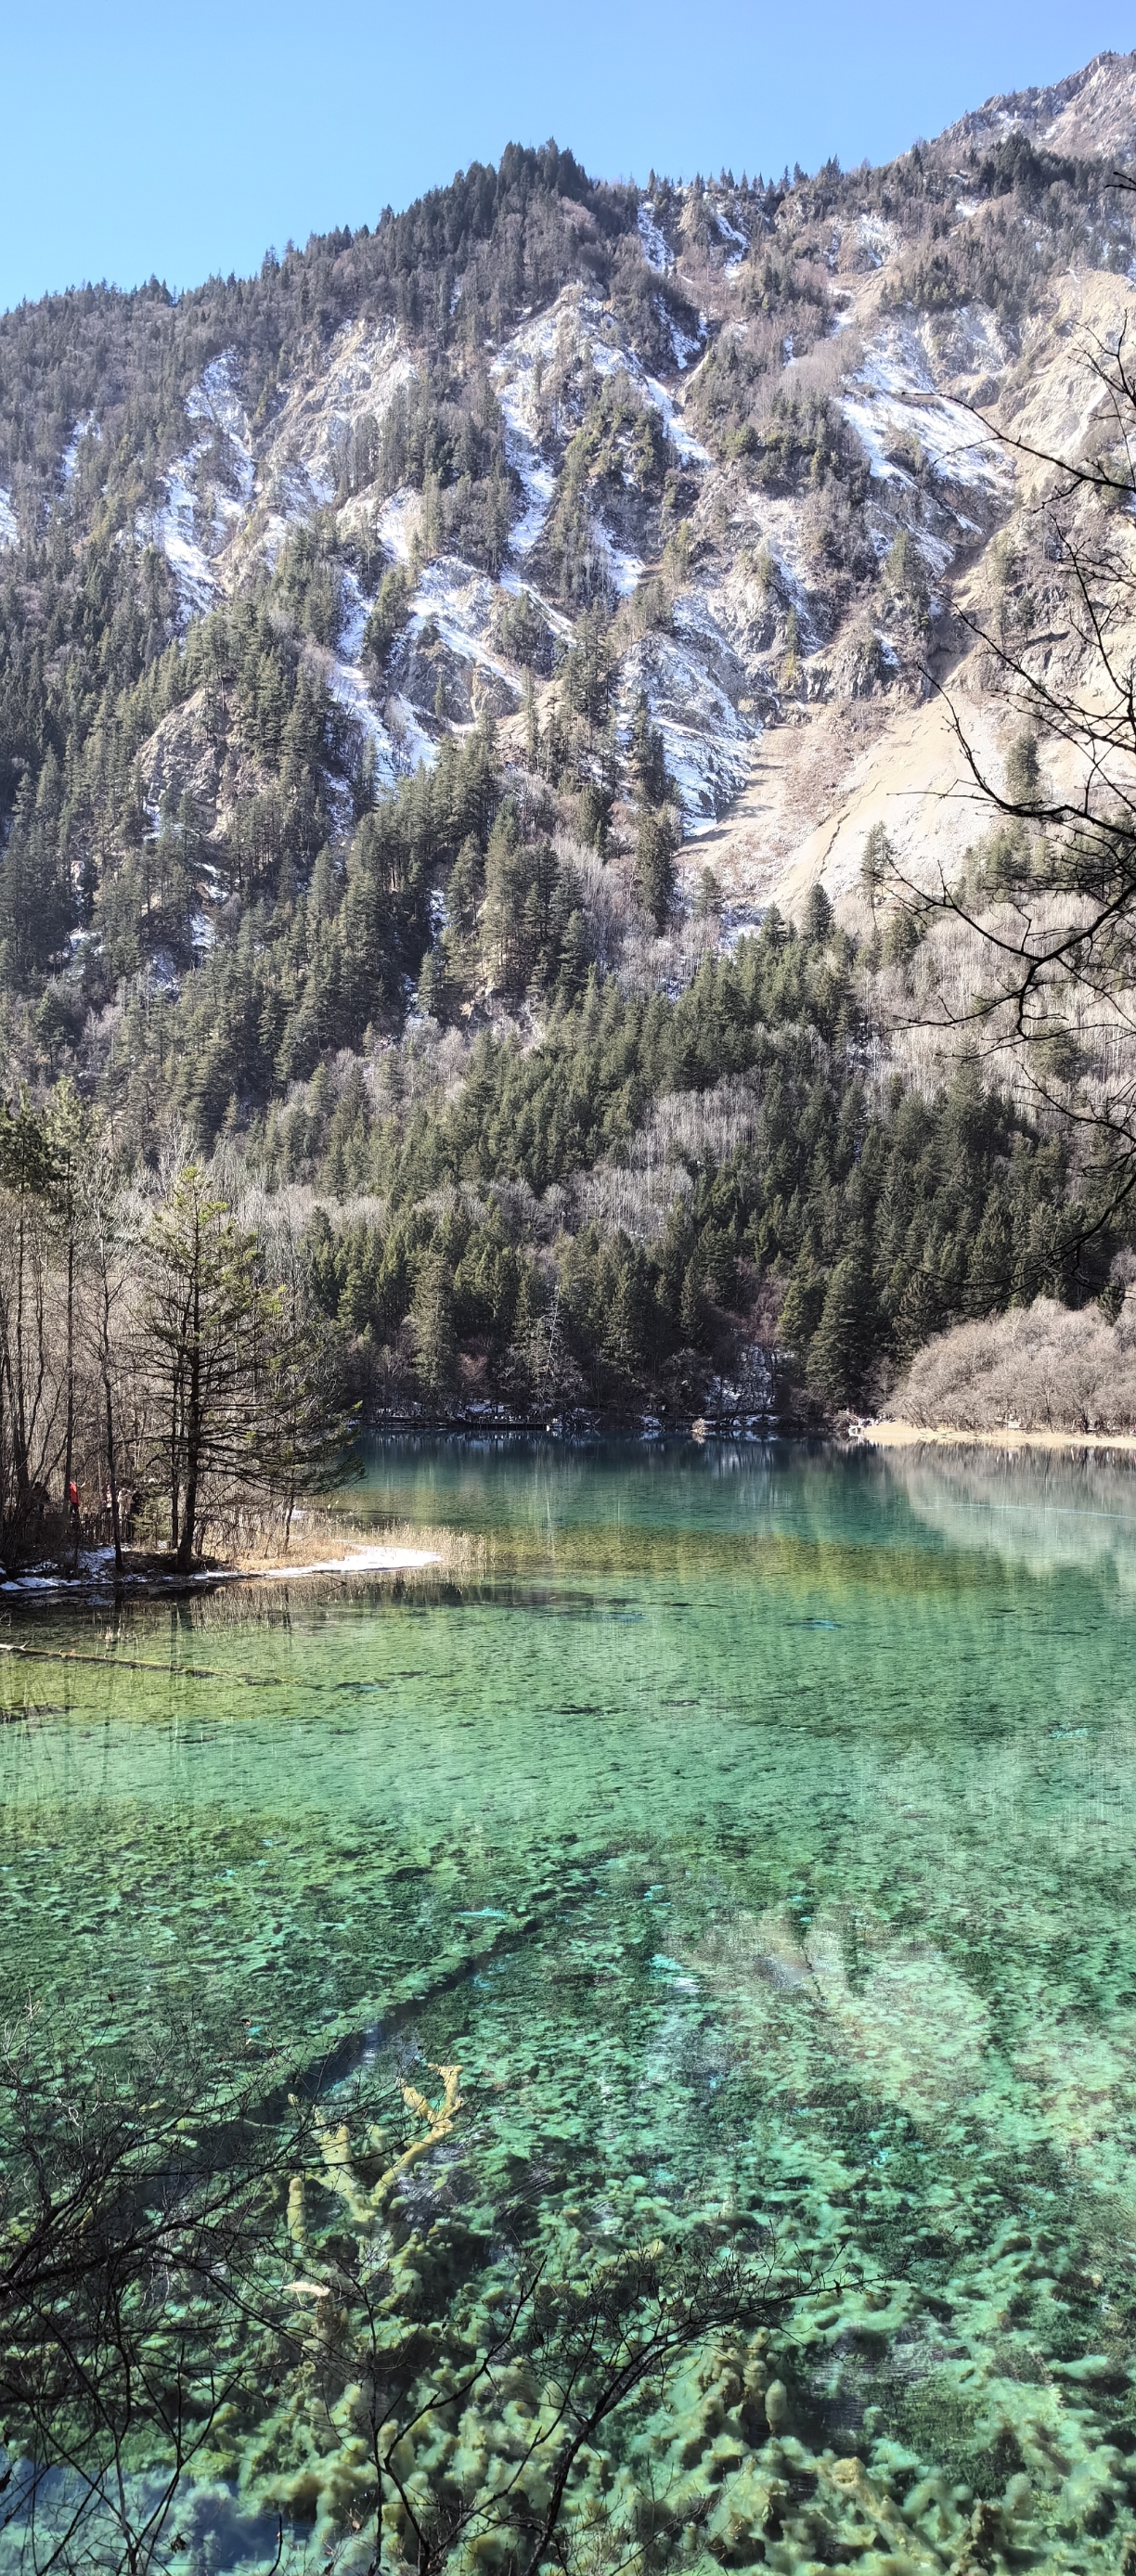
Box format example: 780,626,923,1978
939,48,1136,165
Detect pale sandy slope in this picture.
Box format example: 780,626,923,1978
688,267,1136,923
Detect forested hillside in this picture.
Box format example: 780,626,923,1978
2,59,1136,1491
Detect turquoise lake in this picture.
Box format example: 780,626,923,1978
3,1436,1136,2572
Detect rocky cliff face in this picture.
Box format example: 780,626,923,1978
940,49,1136,162
2,70,1136,990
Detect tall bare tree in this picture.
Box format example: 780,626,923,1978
77,1131,136,1578
0,1095,64,1547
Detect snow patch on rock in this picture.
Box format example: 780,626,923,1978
713,204,749,267
705,487,825,656
492,287,710,570
499,395,557,554
497,564,574,637
594,519,645,599
576,296,710,458
936,302,1009,385
62,415,100,483
640,374,712,468
843,324,1008,494
142,352,258,618
667,308,704,372
638,203,674,274
491,306,565,556
0,487,17,549
145,469,218,620
319,639,435,787
305,564,437,785
622,594,755,827
338,569,370,659
186,354,255,499
377,486,422,565
265,319,416,515
855,213,900,270
410,558,522,695
384,695,436,772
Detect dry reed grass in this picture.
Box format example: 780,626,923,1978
198,1503,491,1583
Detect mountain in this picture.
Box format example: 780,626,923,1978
940,48,1136,163
0,75,1132,1419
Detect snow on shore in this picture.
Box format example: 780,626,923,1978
252,1547,442,1581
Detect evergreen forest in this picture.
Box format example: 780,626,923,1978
0,84,1132,1544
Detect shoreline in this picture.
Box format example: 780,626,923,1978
6,1423,1136,1609
0,1541,446,1606
860,1419,1136,1457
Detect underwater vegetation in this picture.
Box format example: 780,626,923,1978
2,1439,1136,2573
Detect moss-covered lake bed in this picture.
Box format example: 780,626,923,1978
4,1436,1136,2573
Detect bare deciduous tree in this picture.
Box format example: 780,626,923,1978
892,290,1136,1244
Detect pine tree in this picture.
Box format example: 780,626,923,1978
0,1095,59,1527
895,1261,941,1361
557,908,590,1001
264,1247,358,1542
561,607,613,729
139,1168,272,1568
807,1238,876,1404
636,807,678,932
411,1252,457,1400
1005,729,1040,808
860,822,892,911
963,1200,1013,1318
777,1247,827,1367
803,882,833,943
629,693,670,807
679,1259,704,1344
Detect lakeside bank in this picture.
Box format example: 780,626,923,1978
862,1418,1136,1456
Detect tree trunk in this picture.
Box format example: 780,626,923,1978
104,1369,123,1582
176,1256,201,1573
66,1228,79,1571
13,1198,28,1510
102,1274,123,1582
64,1229,74,1505
169,1380,180,1560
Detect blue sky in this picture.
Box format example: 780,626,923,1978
2,0,1130,314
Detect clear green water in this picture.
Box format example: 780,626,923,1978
4,1437,1136,2570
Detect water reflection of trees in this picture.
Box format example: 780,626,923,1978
882,1445,1136,1589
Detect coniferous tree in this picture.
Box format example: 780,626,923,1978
807,1237,877,1405
636,805,678,932
411,1251,457,1400
629,694,670,808
139,1168,271,1567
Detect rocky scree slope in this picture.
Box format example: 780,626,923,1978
0,93,1135,1422
4,76,1136,975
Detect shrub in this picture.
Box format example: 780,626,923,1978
896,1295,1136,1434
